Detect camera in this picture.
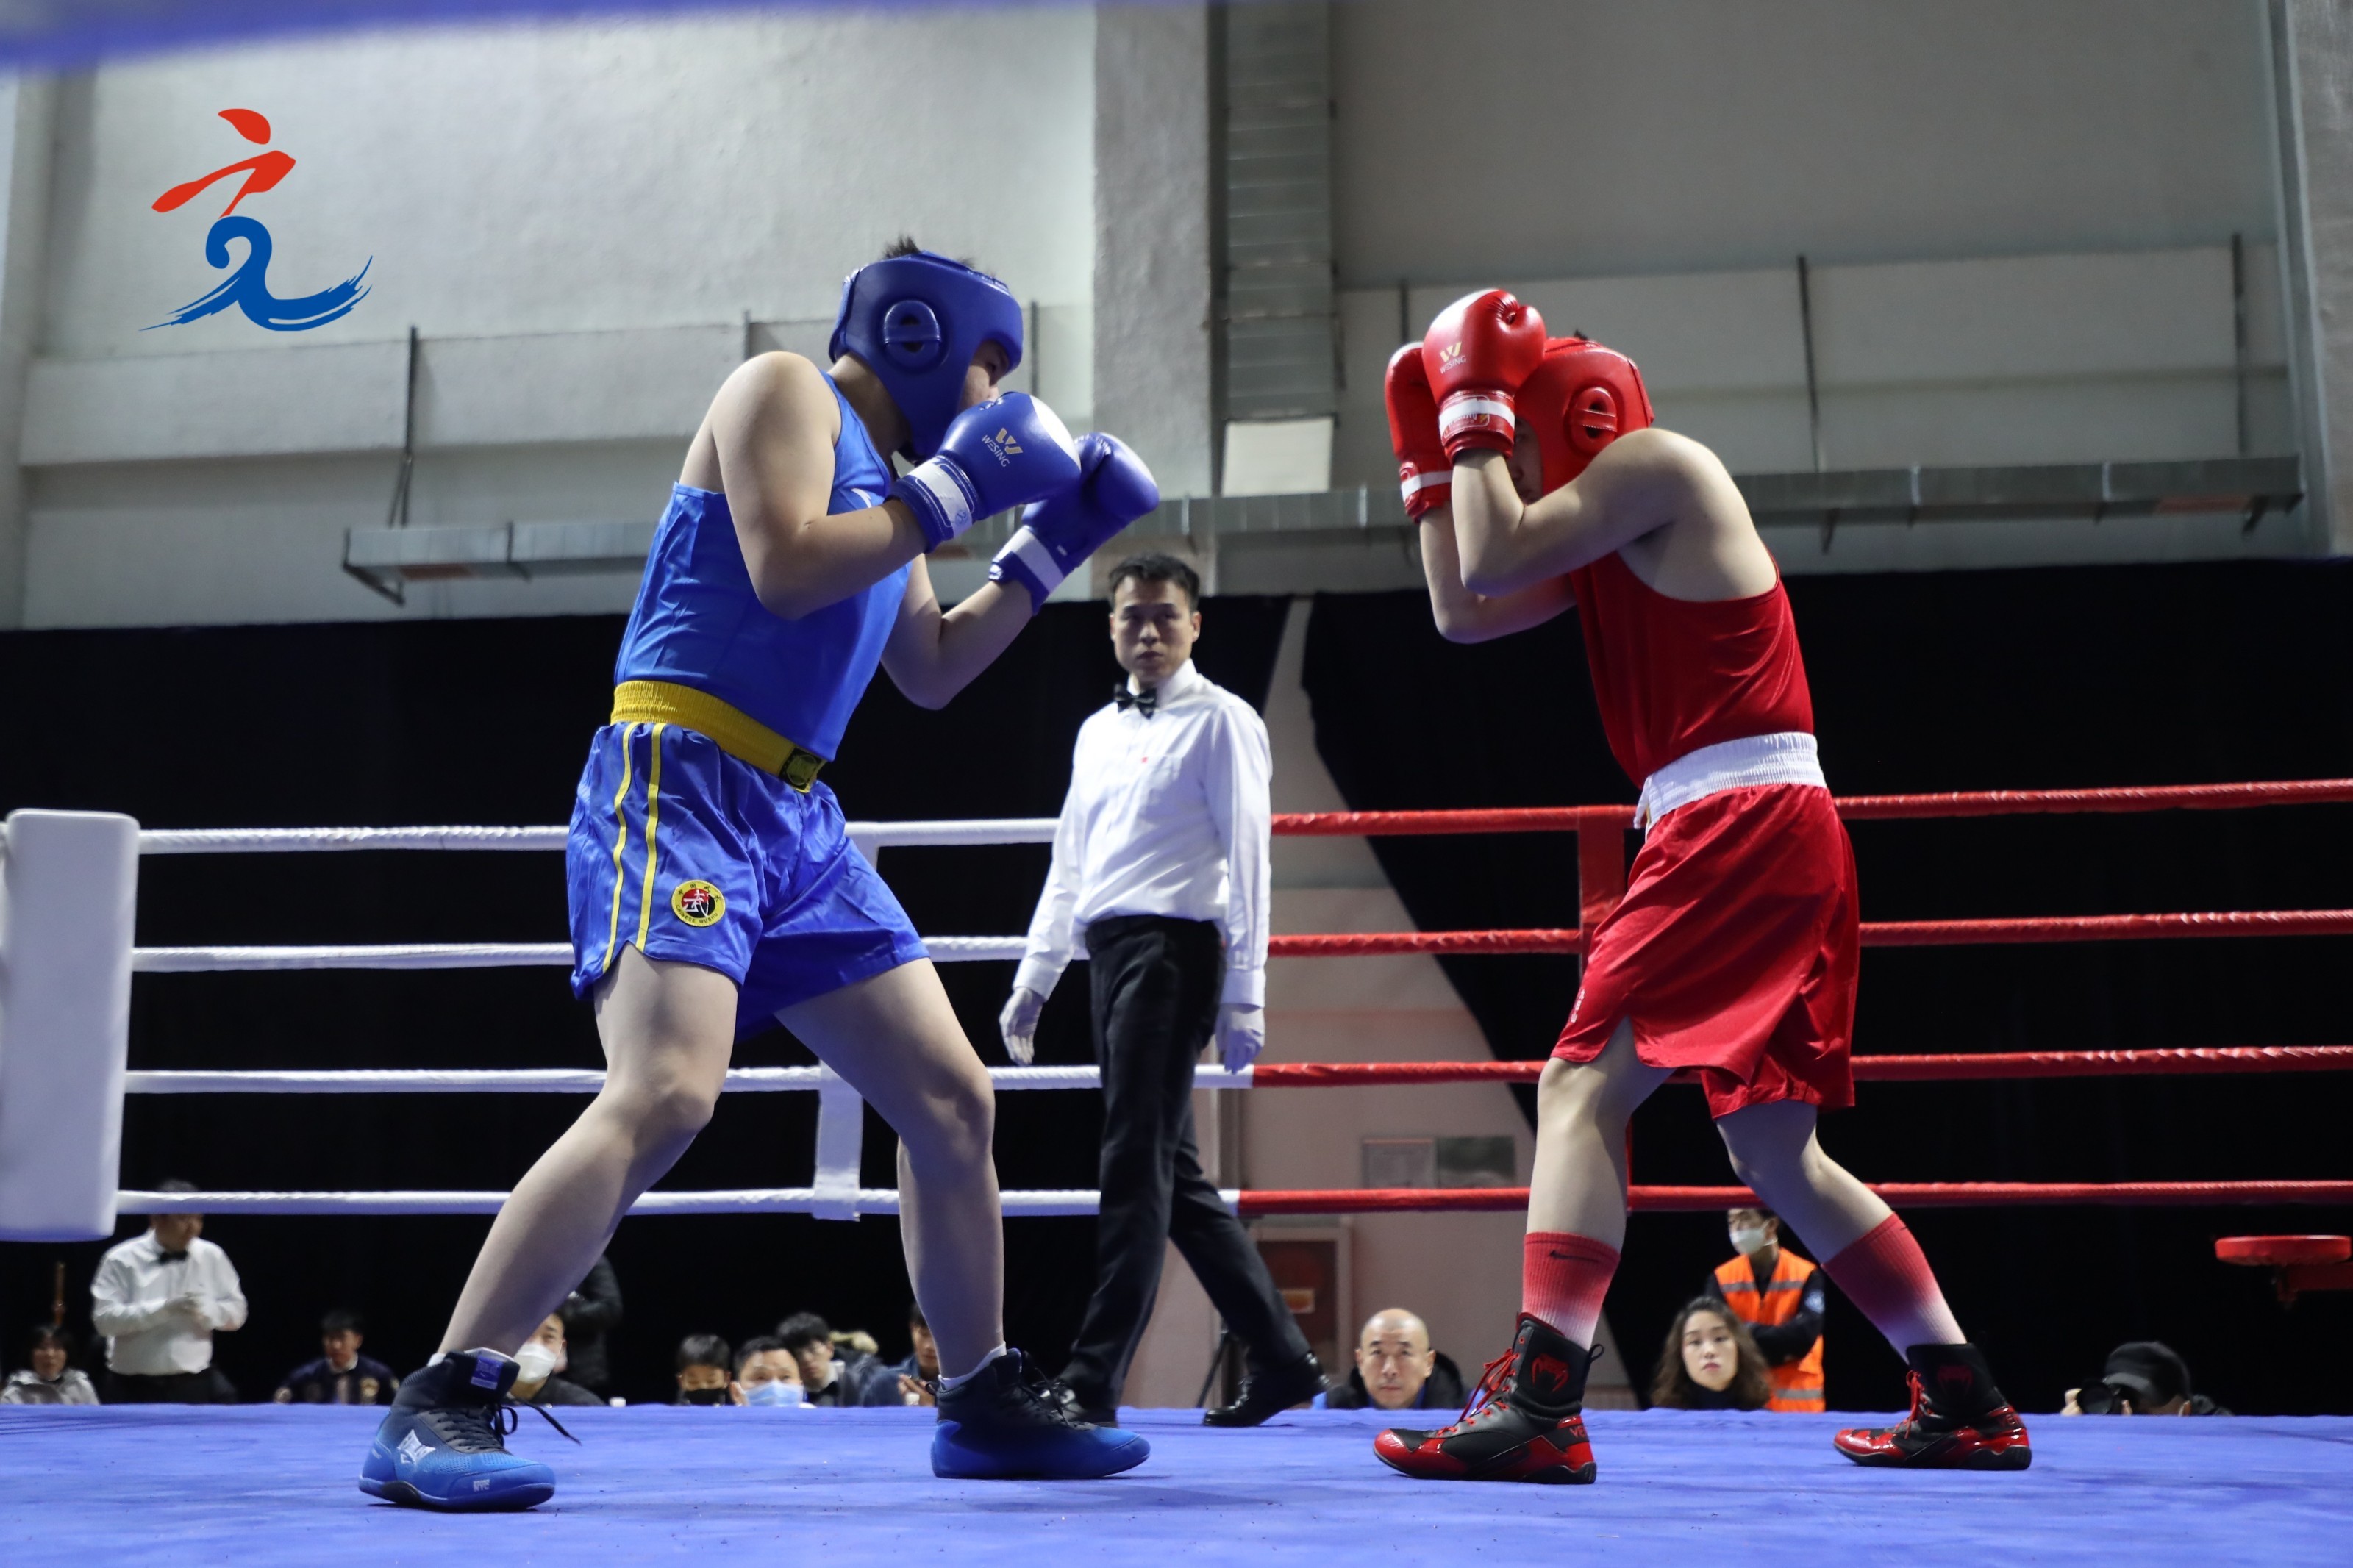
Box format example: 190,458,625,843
2072,1380,2130,1415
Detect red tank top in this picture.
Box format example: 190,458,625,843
1564,551,1815,785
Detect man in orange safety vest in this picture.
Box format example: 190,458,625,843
1708,1206,1827,1412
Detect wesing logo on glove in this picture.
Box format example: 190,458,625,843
981,427,1025,466
147,108,372,333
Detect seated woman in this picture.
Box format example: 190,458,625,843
1649,1298,1773,1411
2,1327,99,1406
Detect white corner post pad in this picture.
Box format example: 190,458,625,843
0,810,140,1241
997,526,1067,594
808,1064,865,1222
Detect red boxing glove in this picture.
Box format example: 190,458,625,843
1384,344,1451,519
1421,290,1547,459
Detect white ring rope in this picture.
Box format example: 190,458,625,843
123,1064,1251,1094
135,819,1058,856
112,1186,1207,1217
110,817,1202,1223
132,935,1029,972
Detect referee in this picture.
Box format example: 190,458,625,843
1002,552,1323,1428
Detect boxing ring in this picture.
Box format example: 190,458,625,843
2,783,2350,1566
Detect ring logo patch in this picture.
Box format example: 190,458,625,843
671,880,726,928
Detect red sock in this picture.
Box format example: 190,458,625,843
1521,1231,1618,1347
1823,1216,1961,1353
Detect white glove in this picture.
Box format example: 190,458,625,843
999,986,1046,1065
1214,1004,1265,1074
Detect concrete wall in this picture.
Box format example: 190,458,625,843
13,7,1096,627
1332,0,2278,286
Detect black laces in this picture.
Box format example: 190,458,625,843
429,1392,579,1453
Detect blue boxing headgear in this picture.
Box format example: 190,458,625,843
829,251,1026,459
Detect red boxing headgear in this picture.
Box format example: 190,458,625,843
1519,337,1654,495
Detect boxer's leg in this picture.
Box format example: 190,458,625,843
1374,1019,1665,1483
443,946,736,1355
776,959,1002,1380
1716,1098,2029,1469
1713,1100,1963,1350
1522,1019,1670,1344
366,947,733,1512
1529,1017,1671,1246
784,958,1148,1480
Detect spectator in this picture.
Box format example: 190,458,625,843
510,1314,603,1408
274,1310,398,1406
1649,1297,1773,1411
2,1327,99,1406
1704,1206,1826,1411
1320,1309,1467,1412
2063,1341,2230,1416
867,1303,941,1407
731,1335,805,1407
89,1182,247,1403
673,1334,733,1406
775,1312,888,1407
556,1254,623,1395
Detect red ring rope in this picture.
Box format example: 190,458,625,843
1244,1046,2353,1088
1268,778,2353,837
1233,1181,2353,1216
1265,912,2353,959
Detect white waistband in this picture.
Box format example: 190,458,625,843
1635,732,1825,832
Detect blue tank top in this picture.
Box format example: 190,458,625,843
613,376,907,761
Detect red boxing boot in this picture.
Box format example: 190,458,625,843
1373,1314,1597,1484
1835,1342,2032,1471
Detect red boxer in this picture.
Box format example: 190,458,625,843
1371,296,2029,1483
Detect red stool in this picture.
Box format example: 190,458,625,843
2215,1235,2353,1305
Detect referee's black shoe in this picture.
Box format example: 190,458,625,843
1203,1352,1326,1427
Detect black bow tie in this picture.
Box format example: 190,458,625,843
157,1249,190,1263
1114,684,1157,717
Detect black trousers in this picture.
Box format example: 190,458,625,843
1060,914,1310,1408
101,1367,238,1404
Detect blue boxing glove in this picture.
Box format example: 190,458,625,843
988,432,1161,609
890,392,1084,550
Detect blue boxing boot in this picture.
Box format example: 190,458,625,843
359,1348,574,1511
932,1347,1150,1480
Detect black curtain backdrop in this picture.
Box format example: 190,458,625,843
1302,561,2353,1417
0,595,1291,1409
5,562,2349,1417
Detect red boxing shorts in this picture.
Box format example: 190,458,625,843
1552,784,1858,1119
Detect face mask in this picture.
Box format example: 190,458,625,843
679,1385,730,1406
743,1378,804,1408
1729,1225,1771,1256
513,1342,559,1386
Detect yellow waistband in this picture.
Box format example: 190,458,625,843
610,680,826,792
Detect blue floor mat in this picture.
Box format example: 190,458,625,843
3,1403,2347,1566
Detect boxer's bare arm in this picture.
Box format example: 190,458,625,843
1452,428,1777,601
879,555,1035,709
685,351,931,620
1416,507,1574,643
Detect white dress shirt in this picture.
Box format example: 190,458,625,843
90,1231,249,1375
1015,659,1271,1009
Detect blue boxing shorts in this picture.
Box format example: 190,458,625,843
566,721,927,1037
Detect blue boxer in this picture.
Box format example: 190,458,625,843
367,251,1153,1517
